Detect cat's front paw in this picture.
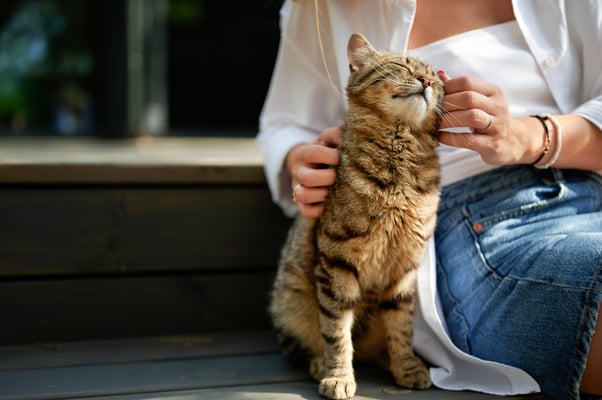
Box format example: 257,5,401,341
391,356,431,389
319,376,357,400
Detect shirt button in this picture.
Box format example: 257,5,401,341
543,56,556,68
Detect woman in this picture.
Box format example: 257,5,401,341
256,1,602,398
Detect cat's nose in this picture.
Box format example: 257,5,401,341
418,77,431,88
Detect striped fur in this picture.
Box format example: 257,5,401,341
270,33,444,400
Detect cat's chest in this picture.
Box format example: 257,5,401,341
351,187,439,286
352,209,421,285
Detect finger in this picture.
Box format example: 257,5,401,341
443,75,499,97
440,109,492,131
315,125,344,148
301,143,340,167
296,165,336,188
437,70,451,83
293,185,329,207
441,91,492,113
438,130,489,152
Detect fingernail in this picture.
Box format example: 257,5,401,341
437,70,445,76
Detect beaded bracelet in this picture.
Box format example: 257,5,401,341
530,114,551,166
534,113,562,169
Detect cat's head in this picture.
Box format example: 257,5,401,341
346,33,444,132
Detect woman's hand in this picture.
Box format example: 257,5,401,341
437,72,543,165
286,125,343,218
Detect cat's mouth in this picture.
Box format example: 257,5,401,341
392,91,427,101
392,85,432,105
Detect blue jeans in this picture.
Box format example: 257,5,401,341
436,165,602,400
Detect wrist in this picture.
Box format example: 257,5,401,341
532,113,562,169
528,115,552,166
515,116,549,165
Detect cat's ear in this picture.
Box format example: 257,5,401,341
347,33,377,73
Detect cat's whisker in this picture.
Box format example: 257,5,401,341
434,105,447,118
439,111,456,124
373,64,404,86
439,112,465,129
440,100,465,110
438,101,469,125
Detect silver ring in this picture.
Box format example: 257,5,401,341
292,183,302,203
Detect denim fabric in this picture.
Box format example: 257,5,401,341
436,165,602,400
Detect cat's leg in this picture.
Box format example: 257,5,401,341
271,266,325,375
318,309,356,399
315,261,361,400
270,217,327,373
380,270,431,389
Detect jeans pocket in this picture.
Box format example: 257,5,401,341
466,179,566,232
463,179,568,279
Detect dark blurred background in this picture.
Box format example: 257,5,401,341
0,0,282,137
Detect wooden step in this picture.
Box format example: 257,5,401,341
0,330,551,400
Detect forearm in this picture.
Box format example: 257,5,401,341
519,114,602,171
553,115,602,171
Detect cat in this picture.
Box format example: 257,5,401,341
269,32,444,400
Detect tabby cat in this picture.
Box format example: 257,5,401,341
270,32,444,400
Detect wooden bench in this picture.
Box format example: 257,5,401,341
0,136,290,343
0,137,550,399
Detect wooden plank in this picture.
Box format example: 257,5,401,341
0,357,551,400
0,273,276,344
0,186,291,276
0,164,265,184
0,353,307,400
0,331,279,370
0,137,266,184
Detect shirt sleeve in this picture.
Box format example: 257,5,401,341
256,0,345,217
569,1,602,130
515,0,602,130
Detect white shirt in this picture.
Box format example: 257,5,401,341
409,20,562,187
256,0,602,395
